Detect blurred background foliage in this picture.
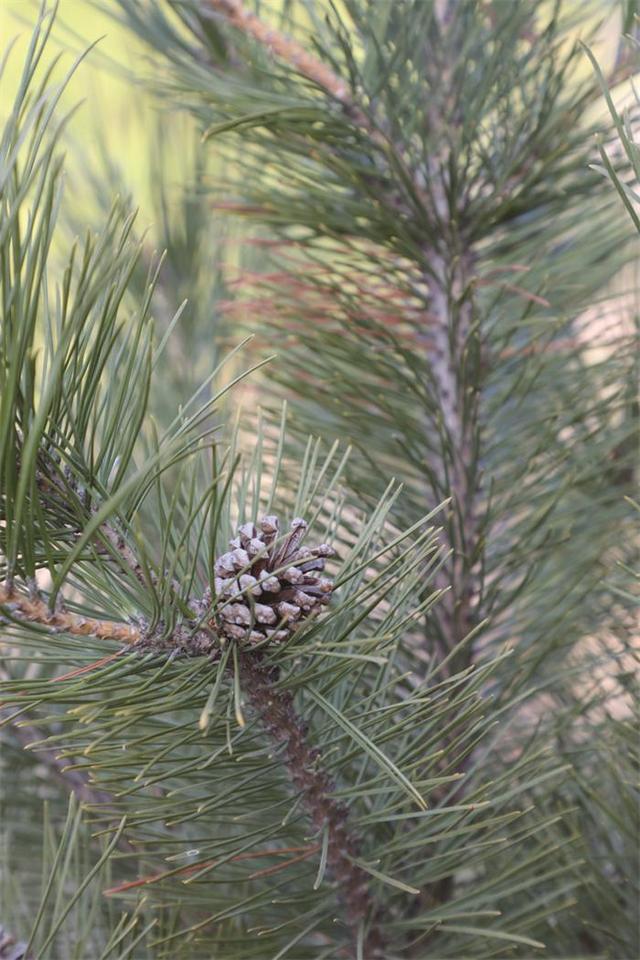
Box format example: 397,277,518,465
0,0,635,427
0,0,633,409
0,0,631,378
1,0,235,420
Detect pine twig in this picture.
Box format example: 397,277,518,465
418,4,483,670
239,652,385,958
96,518,149,587
0,584,140,645
204,0,435,217
35,449,151,590
427,247,481,670
206,0,351,104
1,514,385,951
0,596,387,955
206,3,482,667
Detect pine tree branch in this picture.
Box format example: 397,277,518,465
95,516,149,587
206,0,352,105
419,6,482,671
239,652,385,958
35,450,150,590
204,0,428,204
0,584,140,645
1,507,387,952
204,1,482,671
0,592,388,953
426,252,481,669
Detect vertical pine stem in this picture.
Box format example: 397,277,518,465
238,652,385,958
422,3,483,674
427,249,482,673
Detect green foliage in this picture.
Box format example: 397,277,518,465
108,0,637,703
1,793,202,959
61,114,234,421
0,3,638,959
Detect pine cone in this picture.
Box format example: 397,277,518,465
209,516,335,646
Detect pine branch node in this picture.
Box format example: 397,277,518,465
240,652,386,957
0,584,140,645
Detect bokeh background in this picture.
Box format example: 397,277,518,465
0,0,630,315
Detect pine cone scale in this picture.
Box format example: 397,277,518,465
210,516,335,646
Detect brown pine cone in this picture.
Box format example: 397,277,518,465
208,516,335,646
